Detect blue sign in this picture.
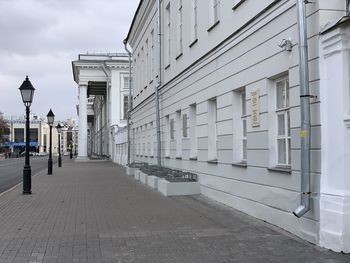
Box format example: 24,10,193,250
0,141,39,147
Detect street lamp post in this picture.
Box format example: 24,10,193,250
19,76,35,195
70,141,73,159
56,123,62,167
47,109,55,175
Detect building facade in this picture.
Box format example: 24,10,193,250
3,114,60,156
72,53,131,164
126,0,350,252
59,118,79,156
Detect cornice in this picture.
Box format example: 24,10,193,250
321,26,350,58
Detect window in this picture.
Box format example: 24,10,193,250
141,47,145,87
176,110,181,158
123,96,129,119
151,30,155,80
189,104,197,159
124,76,130,89
177,0,183,56
208,98,218,161
213,0,220,23
191,0,198,43
150,122,154,156
276,78,291,165
209,0,220,27
146,123,150,156
142,125,146,156
170,118,175,140
241,92,247,161
233,89,247,164
165,115,170,157
137,127,140,155
137,53,140,89
182,114,188,138
165,3,171,66
146,39,149,85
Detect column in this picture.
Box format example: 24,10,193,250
77,84,88,161
319,23,350,253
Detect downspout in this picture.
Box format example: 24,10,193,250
293,0,311,218
155,0,162,166
123,39,133,166
101,63,110,157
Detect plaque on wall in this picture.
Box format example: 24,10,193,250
251,90,260,127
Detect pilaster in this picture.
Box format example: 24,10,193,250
319,22,350,253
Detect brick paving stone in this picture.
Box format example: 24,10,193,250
0,159,349,263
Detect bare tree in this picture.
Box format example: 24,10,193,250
0,112,10,145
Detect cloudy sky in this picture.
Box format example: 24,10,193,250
0,0,138,121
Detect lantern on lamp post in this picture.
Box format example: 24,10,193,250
56,123,62,167
47,109,55,174
19,76,35,194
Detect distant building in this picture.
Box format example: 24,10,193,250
59,119,79,156
3,114,78,157
4,114,59,155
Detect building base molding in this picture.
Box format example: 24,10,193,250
319,194,350,253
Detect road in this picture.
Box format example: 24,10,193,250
0,157,58,193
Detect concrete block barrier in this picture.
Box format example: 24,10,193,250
147,175,158,189
158,179,201,196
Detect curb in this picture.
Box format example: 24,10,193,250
0,167,47,197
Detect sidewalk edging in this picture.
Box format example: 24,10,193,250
0,167,48,197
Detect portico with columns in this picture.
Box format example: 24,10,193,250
72,53,131,164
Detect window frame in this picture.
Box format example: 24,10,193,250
165,3,171,67
177,0,183,56
232,88,247,164
275,78,291,166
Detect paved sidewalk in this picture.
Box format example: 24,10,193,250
0,161,348,263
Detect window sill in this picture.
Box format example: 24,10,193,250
189,157,197,161
267,166,291,174
175,53,183,60
207,20,220,32
232,161,247,168
232,0,246,10
175,157,182,160
207,159,218,164
165,64,170,70
189,39,198,48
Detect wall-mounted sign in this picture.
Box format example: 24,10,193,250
251,90,260,127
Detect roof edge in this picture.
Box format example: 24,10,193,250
125,0,144,43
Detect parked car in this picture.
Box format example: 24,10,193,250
20,151,39,157
37,152,48,157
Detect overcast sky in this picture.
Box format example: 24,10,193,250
0,0,138,121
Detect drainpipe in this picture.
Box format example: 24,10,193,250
293,0,311,218
155,0,162,166
123,39,133,166
347,0,350,15
101,63,110,157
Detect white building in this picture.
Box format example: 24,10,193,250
125,0,350,252
59,119,79,156
72,53,131,164
4,114,60,156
